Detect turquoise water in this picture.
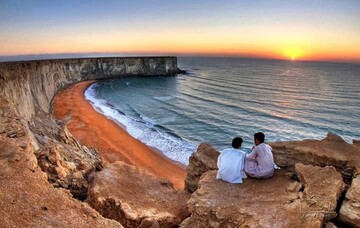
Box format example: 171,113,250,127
85,57,360,165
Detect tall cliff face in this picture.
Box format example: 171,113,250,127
0,57,180,226
0,56,178,120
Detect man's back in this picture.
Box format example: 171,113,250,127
216,148,247,183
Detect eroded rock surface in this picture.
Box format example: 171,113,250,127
28,104,105,199
339,175,360,227
184,143,219,192
270,133,360,177
35,142,104,199
295,163,345,221
270,134,360,226
182,163,345,228
182,143,346,228
0,98,122,227
182,170,315,227
87,161,190,227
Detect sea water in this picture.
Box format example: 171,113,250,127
85,57,360,165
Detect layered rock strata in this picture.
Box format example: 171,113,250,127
87,161,190,227
0,57,179,121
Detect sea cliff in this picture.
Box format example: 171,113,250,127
0,57,179,121
0,57,180,227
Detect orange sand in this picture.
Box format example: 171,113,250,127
53,81,186,189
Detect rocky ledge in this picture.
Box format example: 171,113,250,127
87,161,190,227
182,165,343,227
270,133,360,178
270,133,360,227
183,134,360,227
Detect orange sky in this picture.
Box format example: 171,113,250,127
1,1,360,63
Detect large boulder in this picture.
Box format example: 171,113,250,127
87,161,190,227
339,175,360,227
270,133,360,177
181,163,344,228
184,143,219,192
295,163,345,220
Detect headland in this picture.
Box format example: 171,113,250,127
0,56,182,227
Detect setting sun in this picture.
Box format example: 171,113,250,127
283,48,303,61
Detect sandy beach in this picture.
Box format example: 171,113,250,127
53,81,186,189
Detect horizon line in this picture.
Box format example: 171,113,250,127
0,52,359,65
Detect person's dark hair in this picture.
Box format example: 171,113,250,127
232,137,243,149
254,132,265,143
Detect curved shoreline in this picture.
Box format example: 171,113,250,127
53,80,186,189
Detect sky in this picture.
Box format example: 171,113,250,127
0,0,360,63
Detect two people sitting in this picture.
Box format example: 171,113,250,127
216,132,275,184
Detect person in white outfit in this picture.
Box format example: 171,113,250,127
245,132,275,178
216,137,247,183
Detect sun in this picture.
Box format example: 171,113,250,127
283,47,303,61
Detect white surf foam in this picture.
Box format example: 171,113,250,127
140,114,176,125
84,83,197,165
153,96,174,101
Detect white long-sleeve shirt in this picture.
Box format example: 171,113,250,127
216,148,247,183
245,143,275,178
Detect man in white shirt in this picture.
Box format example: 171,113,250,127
245,132,275,178
216,137,247,183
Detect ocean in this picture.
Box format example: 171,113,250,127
85,57,360,165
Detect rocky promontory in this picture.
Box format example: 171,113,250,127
182,134,360,227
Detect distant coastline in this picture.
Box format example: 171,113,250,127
1,53,360,65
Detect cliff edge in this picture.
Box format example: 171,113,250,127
183,135,360,227
0,57,181,227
